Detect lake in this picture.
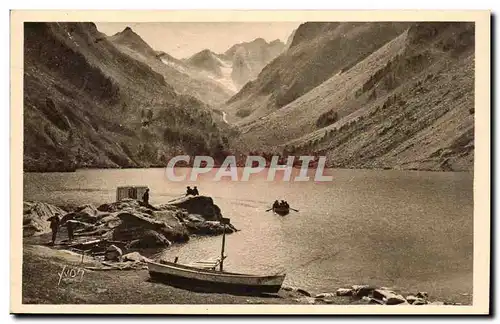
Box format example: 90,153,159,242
23,167,473,303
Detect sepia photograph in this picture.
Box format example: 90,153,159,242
10,10,490,315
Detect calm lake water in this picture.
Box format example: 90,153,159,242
23,168,473,303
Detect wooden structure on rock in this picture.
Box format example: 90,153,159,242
116,186,149,202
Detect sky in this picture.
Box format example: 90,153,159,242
95,22,301,59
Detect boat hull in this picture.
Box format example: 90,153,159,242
147,261,285,295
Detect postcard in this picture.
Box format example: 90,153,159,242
10,9,491,315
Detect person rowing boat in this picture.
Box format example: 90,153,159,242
266,200,299,215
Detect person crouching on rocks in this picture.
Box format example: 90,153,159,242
141,188,158,210
186,186,194,196
47,213,61,245
193,186,199,196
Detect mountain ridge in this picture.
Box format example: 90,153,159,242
108,27,235,106
226,22,474,171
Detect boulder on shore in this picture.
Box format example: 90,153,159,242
24,196,237,253
108,211,173,248
373,289,407,305
352,285,376,298
105,244,122,261
121,252,151,263
61,204,107,224
169,196,222,221
336,288,353,296
97,199,140,213
124,230,172,249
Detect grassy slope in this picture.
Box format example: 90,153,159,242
109,30,235,106
23,22,229,172
229,23,474,171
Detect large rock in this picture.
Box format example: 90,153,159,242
65,219,95,232
125,230,171,249
105,244,123,261
428,301,444,305
373,289,406,305
315,292,335,299
184,219,237,236
23,201,66,237
115,211,166,229
169,196,222,221
25,195,237,247
412,298,428,305
152,209,187,229
405,295,418,304
416,291,429,299
59,204,107,229
352,285,376,298
121,252,151,263
109,211,174,248
151,210,190,242
336,288,353,296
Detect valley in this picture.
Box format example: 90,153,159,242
23,22,475,172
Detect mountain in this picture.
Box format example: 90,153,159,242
224,22,410,122
185,49,224,77
108,27,235,106
181,37,286,93
23,22,230,172
223,38,286,88
228,22,475,171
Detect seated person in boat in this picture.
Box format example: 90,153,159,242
272,200,280,209
279,200,289,208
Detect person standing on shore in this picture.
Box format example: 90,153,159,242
47,213,60,245
142,188,150,206
66,219,76,242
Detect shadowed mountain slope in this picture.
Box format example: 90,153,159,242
24,22,230,172
228,22,474,171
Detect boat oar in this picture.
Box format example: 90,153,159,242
167,194,185,203
290,207,299,212
265,207,273,212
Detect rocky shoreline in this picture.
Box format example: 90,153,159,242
23,196,238,257
23,244,462,306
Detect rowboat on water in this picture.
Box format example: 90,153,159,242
147,217,286,294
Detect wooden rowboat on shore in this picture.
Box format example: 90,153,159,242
147,217,286,294
147,259,286,294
